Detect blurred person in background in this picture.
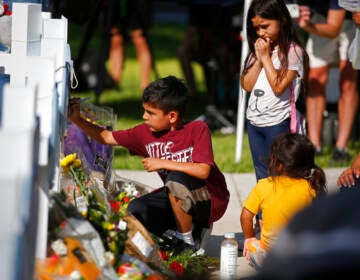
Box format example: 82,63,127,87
339,0,360,69
108,0,154,91
297,0,359,162
177,0,242,107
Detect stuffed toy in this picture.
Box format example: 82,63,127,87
0,2,11,52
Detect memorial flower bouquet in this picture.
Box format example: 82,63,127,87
58,151,212,279
60,153,89,215
60,153,85,191
64,102,115,174
59,152,129,264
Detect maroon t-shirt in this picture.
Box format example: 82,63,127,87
112,120,229,222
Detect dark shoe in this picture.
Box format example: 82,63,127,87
171,237,197,256
158,234,196,256
331,148,350,162
192,224,212,251
157,231,177,252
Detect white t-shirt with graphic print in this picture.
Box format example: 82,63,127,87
246,43,304,127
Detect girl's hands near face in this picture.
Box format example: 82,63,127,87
254,37,271,63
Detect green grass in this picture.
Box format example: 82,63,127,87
68,22,356,173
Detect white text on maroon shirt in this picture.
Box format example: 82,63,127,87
145,141,193,162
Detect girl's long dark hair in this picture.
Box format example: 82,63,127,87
242,0,309,97
268,133,327,197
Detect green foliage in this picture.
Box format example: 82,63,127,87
166,252,212,279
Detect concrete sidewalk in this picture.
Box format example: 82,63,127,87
115,168,343,278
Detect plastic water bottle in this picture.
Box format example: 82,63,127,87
220,232,238,279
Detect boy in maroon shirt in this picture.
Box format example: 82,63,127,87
68,75,229,254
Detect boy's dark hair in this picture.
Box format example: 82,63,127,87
268,133,327,196
142,76,188,118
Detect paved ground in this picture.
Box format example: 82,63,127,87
115,168,343,278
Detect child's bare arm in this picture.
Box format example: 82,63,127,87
241,207,257,259
241,207,256,239
141,158,211,180
262,62,298,95
241,57,263,92
68,98,118,146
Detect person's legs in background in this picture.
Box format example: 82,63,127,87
108,27,125,85
178,25,198,98
333,59,359,160
305,17,358,161
108,27,152,91
331,19,358,161
131,28,152,90
177,4,222,101
108,0,153,90
129,0,153,90
306,65,328,153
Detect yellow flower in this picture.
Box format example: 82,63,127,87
107,224,115,231
60,153,77,168
72,159,82,168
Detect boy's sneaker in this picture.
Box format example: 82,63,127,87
331,148,350,162
193,223,213,252
158,233,197,256
171,237,197,256
159,225,212,256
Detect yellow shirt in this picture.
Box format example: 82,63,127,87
244,176,316,250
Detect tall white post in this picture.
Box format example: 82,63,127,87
235,0,252,162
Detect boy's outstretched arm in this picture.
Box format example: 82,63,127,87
68,98,118,146
142,158,211,180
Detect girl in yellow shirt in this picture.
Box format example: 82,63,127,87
240,133,327,269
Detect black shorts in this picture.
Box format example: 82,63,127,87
110,0,152,36
127,171,211,237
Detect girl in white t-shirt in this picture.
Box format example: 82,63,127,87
241,0,309,182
